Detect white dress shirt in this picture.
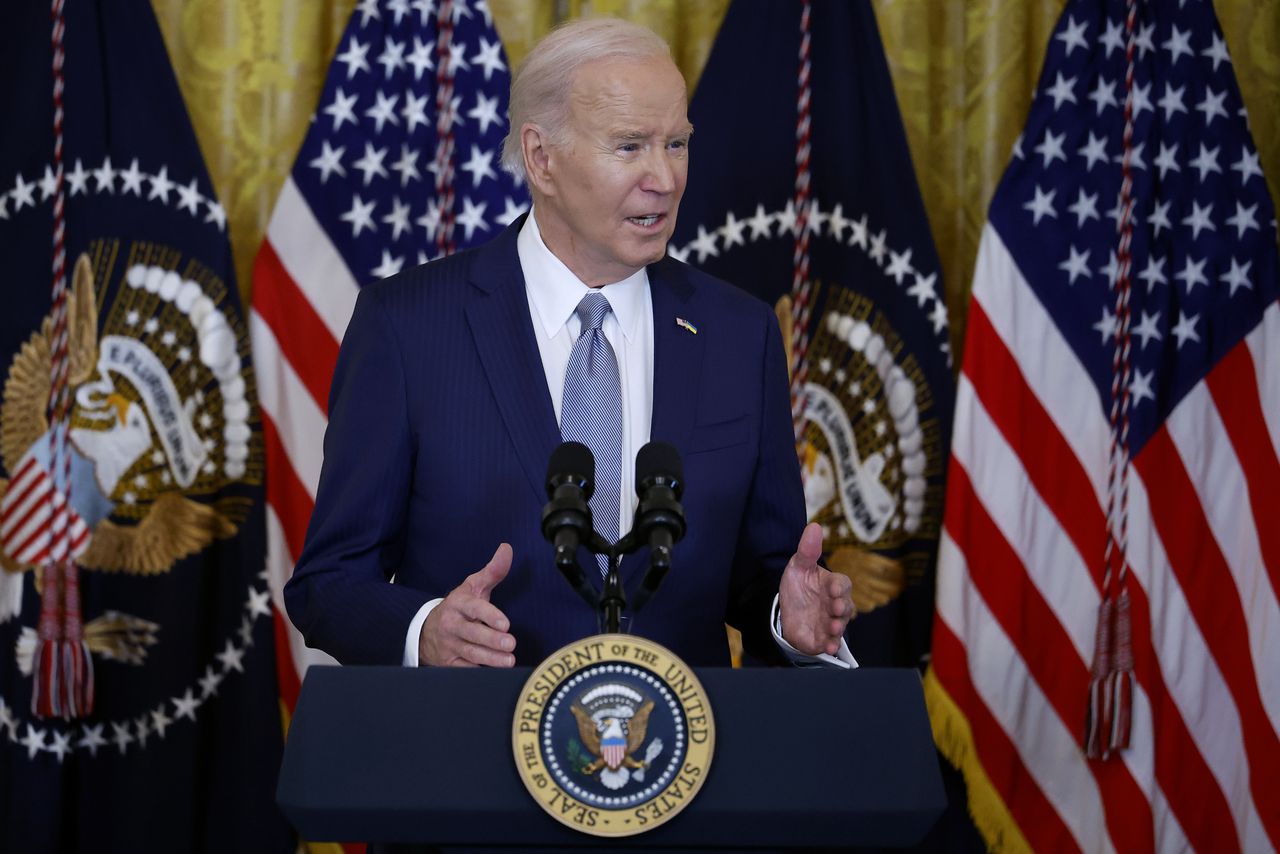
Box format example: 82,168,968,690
519,211,653,537
402,210,855,669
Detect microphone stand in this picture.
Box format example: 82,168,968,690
590,529,653,635
545,442,685,636
561,530,649,635
598,550,626,635
550,504,679,635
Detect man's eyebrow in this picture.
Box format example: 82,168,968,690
609,125,695,141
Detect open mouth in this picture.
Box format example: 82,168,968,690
627,214,663,228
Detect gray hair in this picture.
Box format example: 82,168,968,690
500,18,674,180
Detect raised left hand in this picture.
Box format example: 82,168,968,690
778,522,854,656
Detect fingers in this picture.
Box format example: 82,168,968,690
467,543,513,598
420,544,517,668
782,522,824,582
779,524,849,656
796,522,824,564
826,571,853,617
455,622,519,665
456,613,516,658
459,595,511,633
426,599,517,668
803,569,852,655
825,571,853,646
454,639,516,668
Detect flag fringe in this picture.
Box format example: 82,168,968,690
923,667,1033,854
304,840,352,854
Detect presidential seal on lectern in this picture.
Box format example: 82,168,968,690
512,634,715,837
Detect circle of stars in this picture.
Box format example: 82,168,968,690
0,157,227,232
668,200,951,362
0,582,273,762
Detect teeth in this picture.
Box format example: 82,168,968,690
630,215,658,226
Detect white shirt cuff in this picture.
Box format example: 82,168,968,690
403,597,444,667
770,594,858,669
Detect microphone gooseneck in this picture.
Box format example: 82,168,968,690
541,441,598,609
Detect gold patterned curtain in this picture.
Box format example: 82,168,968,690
153,0,1279,348
151,0,354,304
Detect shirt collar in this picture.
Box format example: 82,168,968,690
518,207,647,342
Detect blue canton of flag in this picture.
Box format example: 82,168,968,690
671,0,955,672
295,0,529,284
994,0,1278,447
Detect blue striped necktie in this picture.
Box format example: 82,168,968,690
560,291,622,576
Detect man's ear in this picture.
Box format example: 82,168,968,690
521,123,556,197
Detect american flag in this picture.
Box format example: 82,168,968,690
250,0,527,711
927,0,1279,851
0,457,89,568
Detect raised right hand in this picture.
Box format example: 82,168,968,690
418,543,517,667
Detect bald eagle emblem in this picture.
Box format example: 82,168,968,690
0,245,259,669
570,683,665,791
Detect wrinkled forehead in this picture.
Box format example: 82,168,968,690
566,54,689,128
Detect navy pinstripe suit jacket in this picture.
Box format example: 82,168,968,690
285,217,808,668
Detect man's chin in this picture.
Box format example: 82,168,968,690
635,233,676,267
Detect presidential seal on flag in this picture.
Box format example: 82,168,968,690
513,634,714,837
1,242,263,675
670,1,955,668
0,0,287,844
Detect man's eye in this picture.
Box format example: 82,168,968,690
668,139,688,151
619,143,640,153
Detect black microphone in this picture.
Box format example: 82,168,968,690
629,442,686,612
541,441,595,568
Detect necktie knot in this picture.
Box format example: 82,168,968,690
575,291,612,332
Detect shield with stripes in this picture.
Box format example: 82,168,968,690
601,733,626,770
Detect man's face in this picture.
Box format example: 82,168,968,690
531,54,692,287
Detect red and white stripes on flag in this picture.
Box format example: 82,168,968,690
251,177,354,709
0,453,90,567
926,227,1280,853
925,1,1279,849
250,0,524,712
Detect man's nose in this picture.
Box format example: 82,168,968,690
641,149,677,194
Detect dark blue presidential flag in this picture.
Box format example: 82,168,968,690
0,1,289,850
671,0,954,668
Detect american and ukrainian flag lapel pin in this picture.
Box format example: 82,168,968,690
676,316,698,335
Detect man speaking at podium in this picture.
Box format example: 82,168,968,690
285,19,855,672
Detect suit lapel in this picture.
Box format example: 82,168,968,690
464,218,561,503
621,257,704,584
648,256,703,452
